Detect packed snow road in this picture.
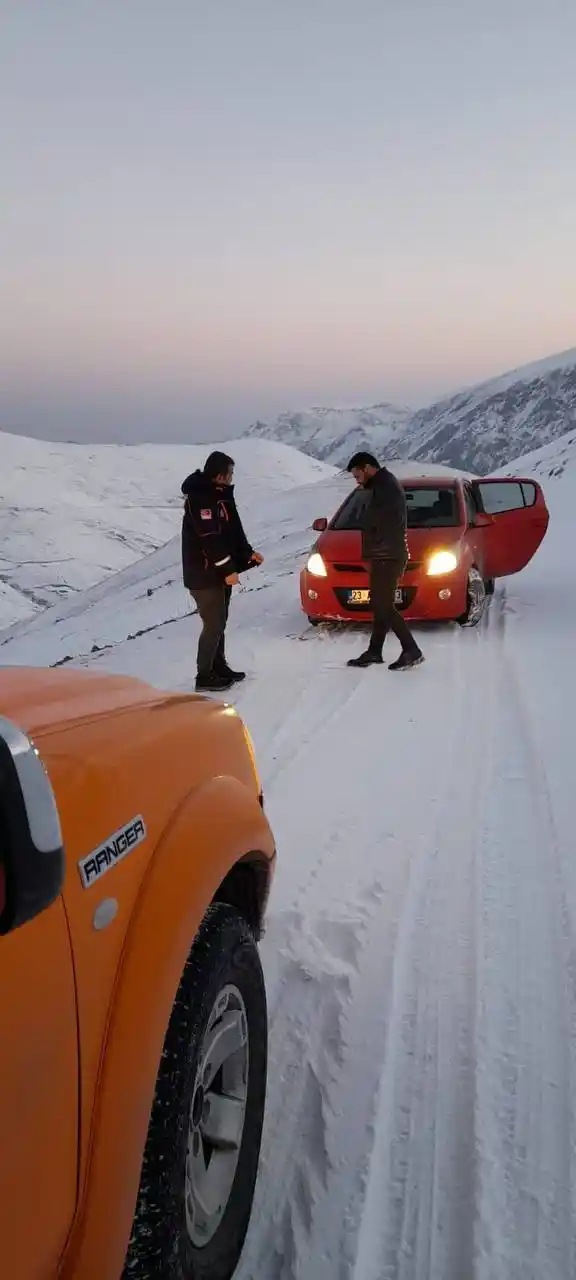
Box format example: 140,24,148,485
224,597,574,1280
2,460,574,1279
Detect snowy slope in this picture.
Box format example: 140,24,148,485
498,423,576,486
243,347,576,476
1,443,575,1278
0,431,333,629
245,403,411,467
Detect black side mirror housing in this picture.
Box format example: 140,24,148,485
0,718,65,936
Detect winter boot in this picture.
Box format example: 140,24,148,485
388,649,424,672
347,650,384,668
195,671,235,693
213,661,246,684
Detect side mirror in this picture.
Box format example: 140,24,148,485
473,513,494,528
312,518,328,532
0,717,65,936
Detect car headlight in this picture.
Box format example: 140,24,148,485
427,550,458,576
307,552,327,578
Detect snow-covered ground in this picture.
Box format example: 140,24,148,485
0,431,332,628
1,434,575,1278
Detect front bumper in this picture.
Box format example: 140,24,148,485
300,564,468,622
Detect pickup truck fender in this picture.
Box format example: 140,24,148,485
60,772,275,1280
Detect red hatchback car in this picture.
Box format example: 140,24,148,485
300,473,549,628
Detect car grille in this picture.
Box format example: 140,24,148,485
334,587,418,612
332,561,422,573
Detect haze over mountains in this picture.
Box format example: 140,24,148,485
245,347,576,473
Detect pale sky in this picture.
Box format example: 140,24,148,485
2,0,575,442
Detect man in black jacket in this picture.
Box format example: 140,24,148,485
345,451,424,671
181,451,263,691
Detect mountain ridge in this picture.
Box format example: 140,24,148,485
245,346,576,474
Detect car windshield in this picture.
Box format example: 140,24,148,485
330,485,460,529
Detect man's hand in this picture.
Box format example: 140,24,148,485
250,551,264,565
225,572,240,586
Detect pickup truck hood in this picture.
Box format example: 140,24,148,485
0,667,177,739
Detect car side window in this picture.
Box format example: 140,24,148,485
521,481,537,507
476,481,525,514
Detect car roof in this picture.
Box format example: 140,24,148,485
399,475,461,488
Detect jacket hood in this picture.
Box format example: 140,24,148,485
181,470,235,497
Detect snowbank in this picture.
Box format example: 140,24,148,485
0,431,334,628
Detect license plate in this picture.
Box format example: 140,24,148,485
347,589,403,605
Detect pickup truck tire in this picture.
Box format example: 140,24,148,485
123,903,268,1280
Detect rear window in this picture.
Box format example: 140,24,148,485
404,487,460,527
330,485,460,530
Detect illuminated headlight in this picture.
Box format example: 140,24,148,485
427,550,458,576
306,552,327,578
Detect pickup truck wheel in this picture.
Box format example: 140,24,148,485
123,903,267,1280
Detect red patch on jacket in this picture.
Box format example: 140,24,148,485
200,509,212,520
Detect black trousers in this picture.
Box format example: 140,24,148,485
368,559,419,656
190,585,232,676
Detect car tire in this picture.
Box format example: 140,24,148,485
457,566,486,627
307,616,321,626
123,903,268,1280
484,577,495,596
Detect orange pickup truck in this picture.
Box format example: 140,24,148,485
0,666,276,1280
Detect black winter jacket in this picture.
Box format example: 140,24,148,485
361,467,409,562
181,471,254,590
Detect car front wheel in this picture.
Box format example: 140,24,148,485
457,566,486,627
123,903,268,1280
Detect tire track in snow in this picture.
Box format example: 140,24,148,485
236,626,472,1279
258,664,365,791
241,591,576,1279
258,625,463,923
344,600,576,1280
348,633,494,1280
470,623,576,1280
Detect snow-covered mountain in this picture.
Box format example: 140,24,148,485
245,403,411,467
498,423,576,487
0,431,333,630
400,347,576,473
244,348,576,476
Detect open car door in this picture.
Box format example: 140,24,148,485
472,478,549,578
